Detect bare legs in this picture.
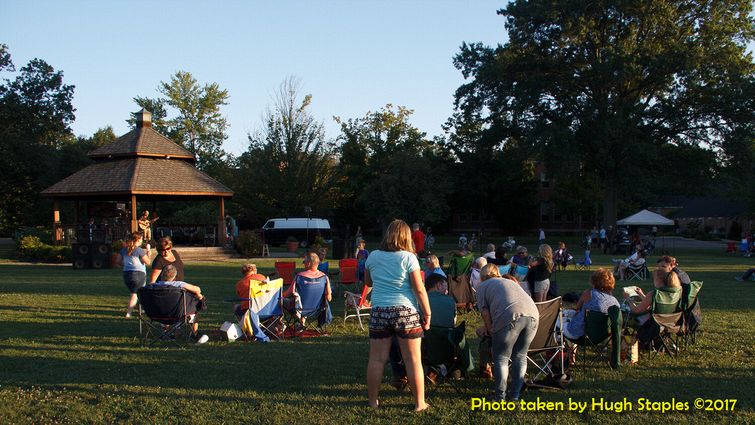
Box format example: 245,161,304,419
126,293,138,317
367,336,428,412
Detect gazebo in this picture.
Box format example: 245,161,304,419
42,109,233,246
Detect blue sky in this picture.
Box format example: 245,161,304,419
0,1,508,155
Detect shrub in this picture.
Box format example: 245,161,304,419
235,231,262,257
16,236,72,263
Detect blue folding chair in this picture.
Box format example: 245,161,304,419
290,274,332,334
317,261,329,274
498,264,511,276
514,265,529,281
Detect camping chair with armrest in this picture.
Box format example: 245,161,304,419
447,254,475,310
497,264,512,276
317,261,329,275
526,297,572,389
422,321,473,394
513,265,529,282
344,284,371,331
288,274,332,335
567,306,622,369
247,278,285,340
681,281,703,348
626,262,648,281
138,285,200,347
338,258,358,295
648,286,684,357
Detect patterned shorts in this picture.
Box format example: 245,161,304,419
369,306,423,339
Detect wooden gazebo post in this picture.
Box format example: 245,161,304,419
218,197,227,245
130,195,138,235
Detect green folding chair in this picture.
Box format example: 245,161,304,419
422,321,473,394
649,286,684,357
569,306,621,369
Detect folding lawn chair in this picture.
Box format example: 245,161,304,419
647,286,684,357
318,261,329,274
567,306,621,369
288,274,332,335
497,264,511,276
513,265,529,282
422,321,473,394
626,263,648,281
275,261,296,286
338,258,359,294
248,278,285,340
576,251,592,271
138,285,200,347
526,297,572,389
681,281,703,348
344,284,371,331
447,254,474,310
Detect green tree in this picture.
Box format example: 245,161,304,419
336,105,452,230
0,45,76,232
130,71,230,170
449,0,755,225
236,77,336,224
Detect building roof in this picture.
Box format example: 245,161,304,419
41,157,233,197
42,109,233,199
88,127,196,161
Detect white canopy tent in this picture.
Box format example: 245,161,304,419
617,209,674,226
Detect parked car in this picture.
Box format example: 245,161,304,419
261,218,332,247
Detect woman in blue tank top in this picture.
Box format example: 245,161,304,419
364,219,431,412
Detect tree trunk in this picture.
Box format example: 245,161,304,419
602,183,618,227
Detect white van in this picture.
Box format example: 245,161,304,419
262,218,332,246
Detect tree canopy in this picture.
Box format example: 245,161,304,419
129,71,230,170
235,77,337,223
448,0,755,224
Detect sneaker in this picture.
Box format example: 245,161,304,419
196,334,209,344
426,370,438,385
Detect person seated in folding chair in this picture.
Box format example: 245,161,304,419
390,273,457,389
482,244,497,261
488,245,509,266
476,263,539,402
612,244,642,279
617,249,646,281
424,254,446,278
153,264,209,344
469,257,487,296
624,268,682,337
561,268,620,344
283,252,332,330
233,263,268,317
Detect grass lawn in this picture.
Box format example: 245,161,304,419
0,239,753,424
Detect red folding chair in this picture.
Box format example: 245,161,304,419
339,258,358,294
275,261,296,286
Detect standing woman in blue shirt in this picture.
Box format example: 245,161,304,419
365,219,431,412
117,233,151,318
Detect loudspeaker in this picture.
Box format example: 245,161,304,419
72,243,91,269
90,243,112,269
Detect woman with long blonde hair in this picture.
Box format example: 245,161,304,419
364,219,431,412
527,244,554,302
116,232,151,317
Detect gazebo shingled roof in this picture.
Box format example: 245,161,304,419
42,109,233,244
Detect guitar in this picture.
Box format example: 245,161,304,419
138,216,159,231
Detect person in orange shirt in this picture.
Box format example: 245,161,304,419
234,263,268,316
